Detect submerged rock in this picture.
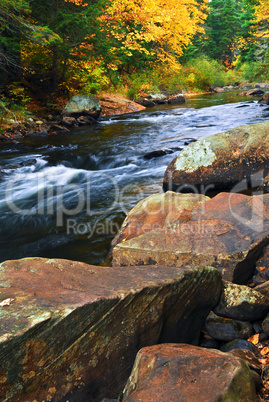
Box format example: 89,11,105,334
112,192,269,284
163,122,269,194
143,149,174,159
0,258,221,401
121,344,256,401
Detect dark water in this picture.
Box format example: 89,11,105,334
1,91,269,264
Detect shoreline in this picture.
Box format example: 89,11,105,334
0,85,261,143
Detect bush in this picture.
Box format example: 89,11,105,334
5,84,31,107
186,57,227,90
240,61,268,82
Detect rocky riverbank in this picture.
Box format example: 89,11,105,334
0,94,146,143
2,82,269,143
111,122,269,401
2,101,269,400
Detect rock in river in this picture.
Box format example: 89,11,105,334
0,258,221,401
121,344,256,401
62,94,101,119
238,88,265,97
111,191,209,248
112,192,269,284
163,122,269,194
258,92,269,105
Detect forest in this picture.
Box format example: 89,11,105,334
0,0,269,116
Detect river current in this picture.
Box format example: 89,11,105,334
1,91,269,264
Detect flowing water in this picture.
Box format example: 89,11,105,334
1,91,269,265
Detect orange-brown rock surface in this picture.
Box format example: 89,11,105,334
0,258,221,401
112,192,269,284
111,191,209,248
99,94,145,116
121,344,257,401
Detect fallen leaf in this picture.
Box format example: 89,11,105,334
259,266,266,271
0,298,14,307
259,358,269,365
248,333,260,345
261,347,269,356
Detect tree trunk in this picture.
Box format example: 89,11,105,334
51,45,58,92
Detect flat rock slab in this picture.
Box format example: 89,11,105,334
0,258,221,401
163,122,269,193
121,344,257,401
113,192,269,284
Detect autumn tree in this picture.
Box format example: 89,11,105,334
98,0,208,72
254,0,269,60
1,0,210,96
23,0,104,92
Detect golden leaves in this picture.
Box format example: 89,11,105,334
248,333,260,345
99,0,208,65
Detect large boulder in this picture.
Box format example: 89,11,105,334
111,191,209,248
0,258,221,401
163,122,269,193
112,192,269,284
62,95,101,119
121,344,257,401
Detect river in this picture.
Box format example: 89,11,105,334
1,91,269,265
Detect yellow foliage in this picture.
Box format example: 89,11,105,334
99,0,208,65
64,0,88,6
255,0,269,38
